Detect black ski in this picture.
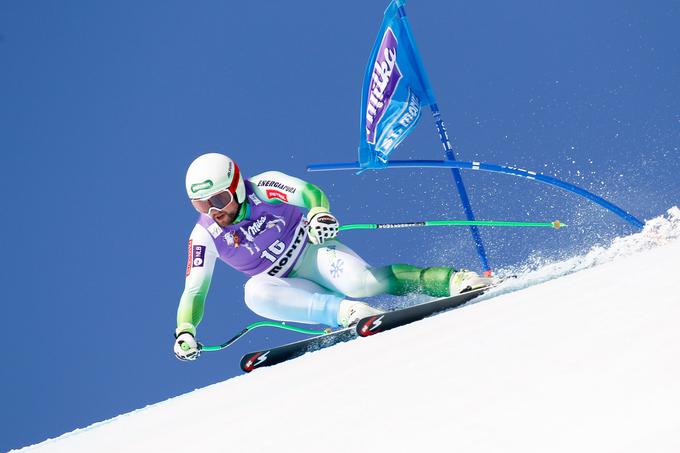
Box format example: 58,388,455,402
355,286,489,337
240,327,356,372
240,285,493,372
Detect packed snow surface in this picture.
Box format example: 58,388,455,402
16,208,680,453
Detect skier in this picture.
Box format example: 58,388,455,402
174,153,494,360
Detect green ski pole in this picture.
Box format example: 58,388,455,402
199,321,332,352
339,219,565,231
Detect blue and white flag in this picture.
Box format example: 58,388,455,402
358,0,436,168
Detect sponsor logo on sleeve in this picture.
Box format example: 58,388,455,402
265,189,288,202
192,245,206,268
185,240,193,276
256,180,296,193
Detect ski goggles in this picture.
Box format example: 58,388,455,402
191,189,236,214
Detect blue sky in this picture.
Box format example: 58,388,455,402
1,1,678,450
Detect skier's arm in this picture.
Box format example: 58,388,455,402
249,171,330,210
176,224,218,337
251,171,338,244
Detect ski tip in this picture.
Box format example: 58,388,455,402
240,351,270,373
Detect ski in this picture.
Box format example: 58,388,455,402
240,285,493,372
240,327,356,372
355,285,489,337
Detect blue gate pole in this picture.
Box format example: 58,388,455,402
394,2,493,275
431,104,492,275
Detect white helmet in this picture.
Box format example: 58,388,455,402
185,153,246,203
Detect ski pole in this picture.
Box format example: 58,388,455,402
339,219,565,231
199,321,332,352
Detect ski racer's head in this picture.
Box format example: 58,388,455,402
185,153,246,227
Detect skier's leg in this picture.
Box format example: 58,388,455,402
291,240,456,298
368,264,496,296
289,239,381,297
243,274,343,327
370,264,454,297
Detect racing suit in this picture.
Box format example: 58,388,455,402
176,171,457,336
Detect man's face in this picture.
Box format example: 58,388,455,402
210,199,240,227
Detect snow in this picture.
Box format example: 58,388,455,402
15,208,680,453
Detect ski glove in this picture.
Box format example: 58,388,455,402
174,332,200,361
306,207,339,245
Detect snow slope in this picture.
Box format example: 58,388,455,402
15,208,680,453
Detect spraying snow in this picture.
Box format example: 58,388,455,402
488,206,680,296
